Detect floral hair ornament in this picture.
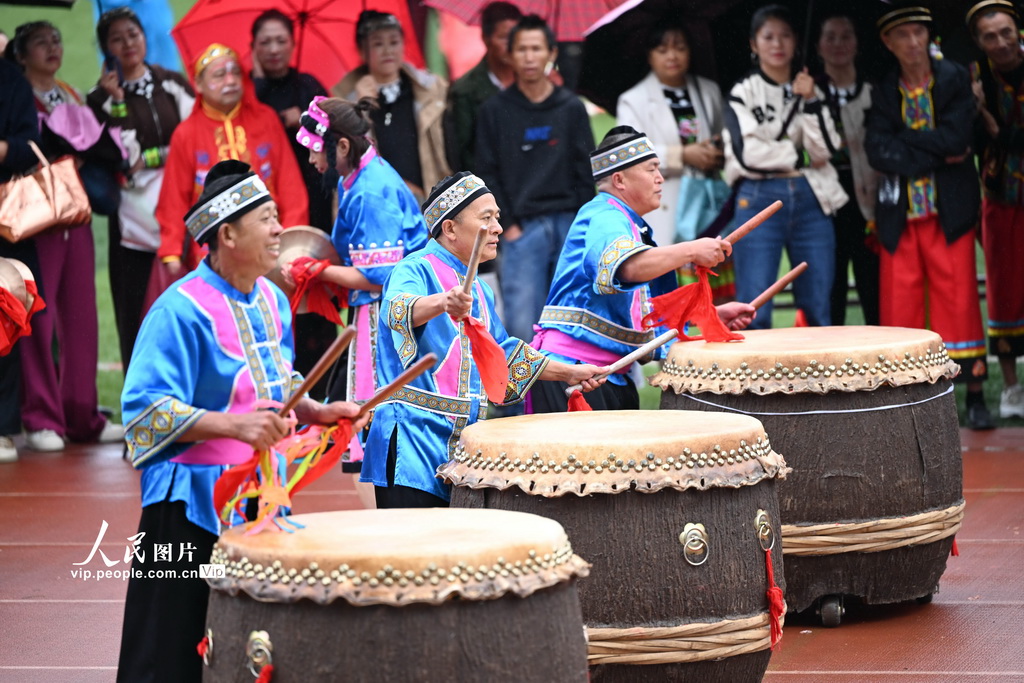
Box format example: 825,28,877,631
296,95,331,153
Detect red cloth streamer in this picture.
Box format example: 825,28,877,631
256,663,274,683
288,256,347,324
0,288,29,357
764,547,785,649
567,390,592,412
458,314,509,404
196,635,209,660
642,267,744,342
213,452,261,522
951,538,959,556
288,420,354,496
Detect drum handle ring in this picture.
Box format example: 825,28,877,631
755,510,775,552
680,523,710,566
247,630,273,678
202,628,213,667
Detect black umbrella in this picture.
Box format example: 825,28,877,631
0,0,75,6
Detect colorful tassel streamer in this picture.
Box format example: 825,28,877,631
764,547,785,649
642,267,744,342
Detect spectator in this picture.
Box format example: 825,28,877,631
249,9,335,398
723,4,847,329
155,43,308,279
814,14,880,326
332,10,451,200
865,2,993,429
475,14,595,341
87,7,195,370
447,1,521,172
0,57,39,463
968,0,1024,419
5,21,124,452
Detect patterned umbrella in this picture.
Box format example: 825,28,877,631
424,0,629,43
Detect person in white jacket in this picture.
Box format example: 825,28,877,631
723,4,849,328
616,23,725,248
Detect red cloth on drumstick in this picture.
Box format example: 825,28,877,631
764,547,785,649
213,452,261,522
567,390,592,412
288,256,347,324
642,267,743,342
457,314,509,404
0,288,29,357
952,538,959,556
287,420,354,496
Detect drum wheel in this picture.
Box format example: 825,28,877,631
915,592,934,605
818,595,844,627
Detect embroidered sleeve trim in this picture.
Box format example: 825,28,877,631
126,396,206,468
595,238,650,295
387,292,422,368
502,342,550,405
350,246,406,268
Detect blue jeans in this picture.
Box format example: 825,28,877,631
732,177,835,329
497,211,575,341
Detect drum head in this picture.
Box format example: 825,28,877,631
653,326,958,396
263,226,341,299
208,508,589,607
5,259,34,312
0,258,28,312
440,410,788,497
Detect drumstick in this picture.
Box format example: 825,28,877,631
357,353,438,417
563,329,679,396
726,200,783,245
462,226,489,295
750,262,808,310
279,326,357,415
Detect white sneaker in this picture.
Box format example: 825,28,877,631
26,429,64,452
97,421,125,443
0,436,16,463
1000,384,1024,419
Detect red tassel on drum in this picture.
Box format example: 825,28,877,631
641,267,744,342
256,664,274,683
764,547,785,649
288,256,347,324
196,635,209,660
952,538,960,556
567,390,592,412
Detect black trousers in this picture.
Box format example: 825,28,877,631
107,216,155,373
830,176,880,326
528,374,640,414
0,239,40,434
116,501,217,683
374,428,450,509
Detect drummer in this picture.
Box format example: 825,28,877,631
529,125,755,412
364,172,606,508
117,159,369,683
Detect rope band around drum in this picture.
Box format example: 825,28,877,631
673,383,954,416
586,611,784,666
781,502,965,556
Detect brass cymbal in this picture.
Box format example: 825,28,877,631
0,258,28,313
6,259,35,312
264,226,340,297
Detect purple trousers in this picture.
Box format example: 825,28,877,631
20,224,106,440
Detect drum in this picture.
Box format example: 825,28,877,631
202,508,590,682
652,326,964,624
439,410,790,682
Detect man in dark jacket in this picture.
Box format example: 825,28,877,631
865,3,994,428
476,14,594,342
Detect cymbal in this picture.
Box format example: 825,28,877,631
264,226,341,297
6,259,35,312
0,258,28,312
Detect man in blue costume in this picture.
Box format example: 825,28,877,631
117,159,367,683
529,126,756,412
364,171,605,508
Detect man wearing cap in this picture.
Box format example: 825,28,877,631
364,171,605,508
967,0,1024,419
155,43,308,276
528,126,752,413
117,160,366,682
865,2,995,429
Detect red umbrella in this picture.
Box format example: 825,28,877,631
172,0,425,88
424,0,628,43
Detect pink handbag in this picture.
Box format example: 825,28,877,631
0,140,92,242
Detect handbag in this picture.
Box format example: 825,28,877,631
0,140,92,243
675,174,731,243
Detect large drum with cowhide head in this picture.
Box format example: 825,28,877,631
652,326,964,625
202,508,590,682
439,410,790,682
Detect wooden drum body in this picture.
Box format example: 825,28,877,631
202,508,590,682
440,411,790,683
653,326,964,617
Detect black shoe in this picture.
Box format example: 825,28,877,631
967,402,995,430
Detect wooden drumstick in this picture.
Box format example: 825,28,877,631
726,200,783,245
357,353,438,417
750,262,808,310
279,325,357,415
462,226,489,295
564,329,679,396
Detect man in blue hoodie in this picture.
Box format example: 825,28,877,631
475,14,594,342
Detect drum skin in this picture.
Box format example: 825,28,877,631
444,411,788,683
654,327,963,612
